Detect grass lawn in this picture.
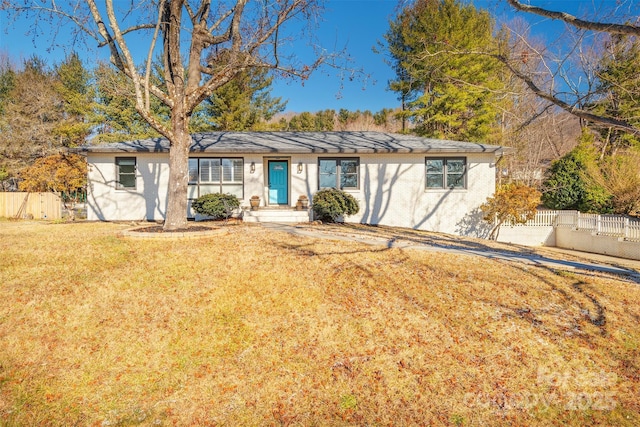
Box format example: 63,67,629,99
0,220,639,426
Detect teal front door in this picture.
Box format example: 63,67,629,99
268,161,288,205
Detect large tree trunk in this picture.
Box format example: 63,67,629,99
164,112,191,231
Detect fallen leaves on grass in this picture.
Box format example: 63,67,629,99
0,221,639,426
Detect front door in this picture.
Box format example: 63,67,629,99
268,161,288,205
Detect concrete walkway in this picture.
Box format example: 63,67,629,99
261,223,640,283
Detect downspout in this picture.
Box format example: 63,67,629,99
494,150,506,187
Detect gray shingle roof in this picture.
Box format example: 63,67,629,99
79,131,507,155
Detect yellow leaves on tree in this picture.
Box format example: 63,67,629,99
587,149,640,217
481,183,541,240
19,153,87,194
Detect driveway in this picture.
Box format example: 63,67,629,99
261,222,640,284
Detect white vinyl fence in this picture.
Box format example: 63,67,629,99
502,210,640,242
556,211,640,242
498,210,640,260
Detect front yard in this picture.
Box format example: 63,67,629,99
0,221,638,425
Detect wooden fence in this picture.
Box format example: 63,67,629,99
0,192,62,220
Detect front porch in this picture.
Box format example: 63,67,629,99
242,207,311,224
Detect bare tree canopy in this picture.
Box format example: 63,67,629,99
502,0,640,137
2,0,331,230
495,52,640,135
506,0,640,36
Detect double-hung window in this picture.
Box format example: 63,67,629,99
115,157,136,190
319,158,359,190
425,157,466,189
188,157,244,198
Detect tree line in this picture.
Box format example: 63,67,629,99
382,0,639,217
0,52,401,193
1,0,639,222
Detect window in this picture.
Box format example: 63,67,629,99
188,157,244,198
425,157,466,189
188,158,198,183
319,158,359,189
116,157,136,189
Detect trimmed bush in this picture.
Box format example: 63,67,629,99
312,188,359,222
191,193,240,219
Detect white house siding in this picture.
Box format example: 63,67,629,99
353,153,495,236
291,152,496,237
252,152,495,236
87,153,171,221
86,151,497,237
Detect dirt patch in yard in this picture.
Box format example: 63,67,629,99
133,224,218,233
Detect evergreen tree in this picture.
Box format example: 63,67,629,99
203,68,286,131
313,109,336,131
592,34,640,155
0,56,64,175
92,63,160,142
383,0,504,141
53,53,93,147
541,134,613,213
0,59,15,116
288,111,317,131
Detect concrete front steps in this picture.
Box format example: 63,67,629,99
242,207,311,224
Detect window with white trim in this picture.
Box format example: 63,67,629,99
319,158,359,189
188,157,244,198
425,157,466,189
115,157,136,189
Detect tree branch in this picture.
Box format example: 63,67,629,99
506,0,640,36
495,53,640,135
96,24,158,47
95,0,171,139
144,1,167,113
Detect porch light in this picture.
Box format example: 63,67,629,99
250,162,255,173
297,162,303,174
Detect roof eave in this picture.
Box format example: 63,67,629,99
80,146,506,155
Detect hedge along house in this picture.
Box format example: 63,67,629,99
80,132,507,236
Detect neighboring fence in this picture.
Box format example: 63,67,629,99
497,210,558,246
0,192,62,220
501,210,640,241
556,211,640,242
506,209,559,227
497,210,640,260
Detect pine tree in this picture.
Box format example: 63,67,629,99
92,63,160,142
53,53,94,147
0,59,15,116
203,68,286,131
592,35,640,155
384,0,504,142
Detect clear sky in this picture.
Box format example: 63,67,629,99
270,0,400,113
0,0,403,114
0,1,634,114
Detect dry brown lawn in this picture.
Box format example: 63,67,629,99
0,220,639,426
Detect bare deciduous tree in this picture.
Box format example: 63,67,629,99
2,0,332,230
0,58,64,173
501,0,640,136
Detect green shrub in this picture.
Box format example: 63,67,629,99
541,136,613,213
312,188,359,222
191,193,240,219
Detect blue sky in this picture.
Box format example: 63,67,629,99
1,1,635,113
270,0,401,113
0,0,403,113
